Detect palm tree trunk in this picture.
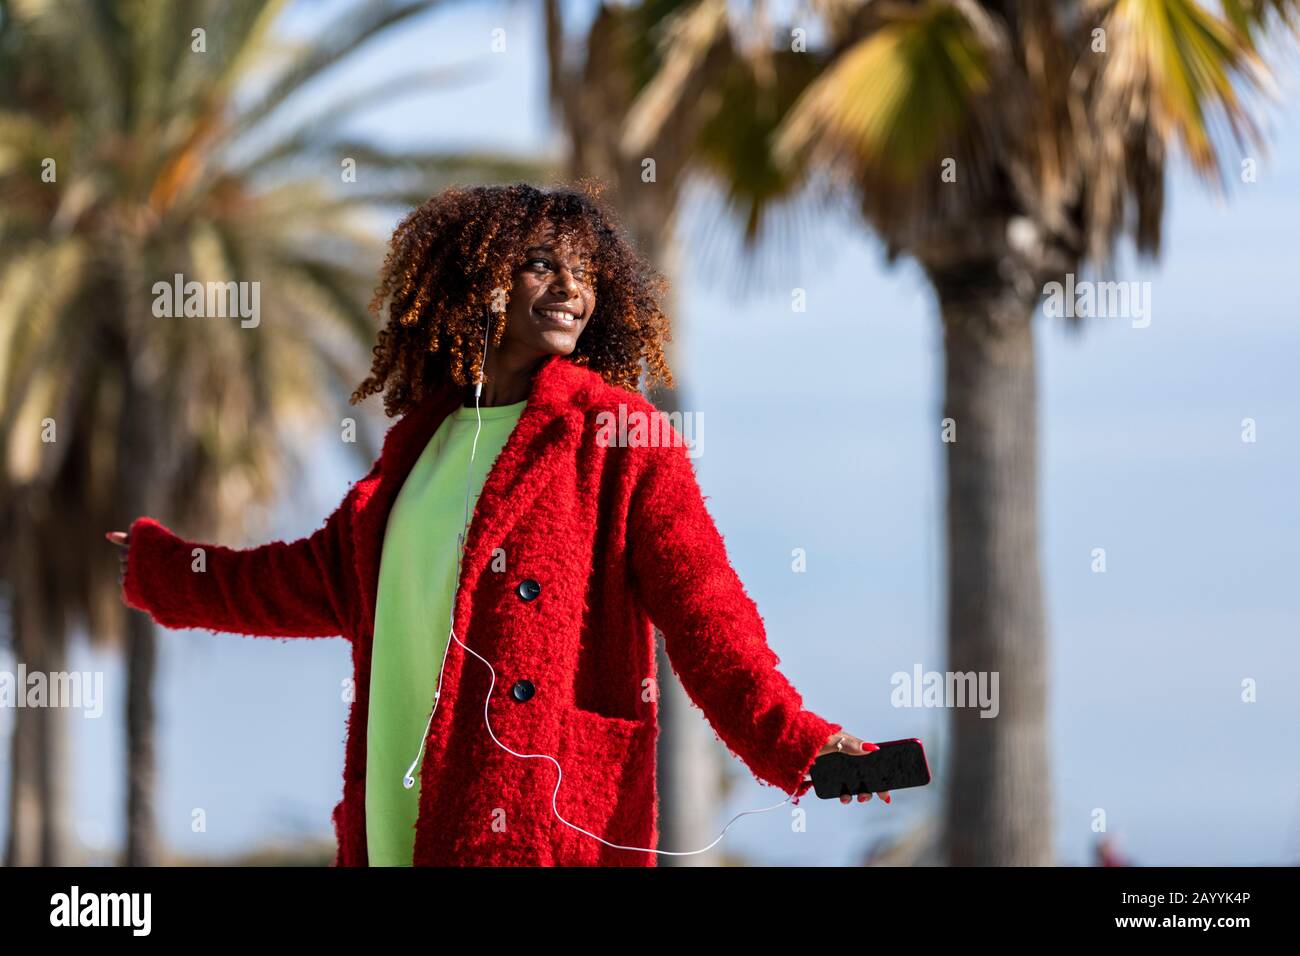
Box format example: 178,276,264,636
936,277,1052,866
5,595,43,865
548,17,724,864
641,230,724,866
38,623,69,864
5,505,71,866
124,608,157,865
648,334,725,867
546,0,730,865
120,371,160,867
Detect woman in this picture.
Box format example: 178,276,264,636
109,182,886,867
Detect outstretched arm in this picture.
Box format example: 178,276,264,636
626,435,858,800
113,492,357,639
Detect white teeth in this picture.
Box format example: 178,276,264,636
538,309,575,321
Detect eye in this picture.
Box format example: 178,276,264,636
526,257,553,270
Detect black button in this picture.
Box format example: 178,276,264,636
510,679,536,702
517,578,541,601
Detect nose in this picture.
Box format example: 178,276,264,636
549,266,581,297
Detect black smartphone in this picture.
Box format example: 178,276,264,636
809,738,931,799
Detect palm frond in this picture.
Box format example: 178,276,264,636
219,60,481,175
222,0,441,145
1222,0,1300,43
774,0,1003,184
1098,0,1267,181
621,0,731,157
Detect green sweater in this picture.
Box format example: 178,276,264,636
365,397,528,866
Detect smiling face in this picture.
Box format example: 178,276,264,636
499,224,596,361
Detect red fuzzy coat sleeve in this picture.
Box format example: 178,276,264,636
121,492,356,639
626,438,841,799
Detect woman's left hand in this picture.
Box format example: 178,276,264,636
819,732,891,805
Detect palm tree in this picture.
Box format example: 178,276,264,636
621,0,1297,864
543,0,765,865
0,0,551,865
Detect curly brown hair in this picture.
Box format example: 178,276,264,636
349,181,674,417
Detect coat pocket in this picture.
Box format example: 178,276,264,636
549,706,651,865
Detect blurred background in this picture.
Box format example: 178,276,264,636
1,0,1297,867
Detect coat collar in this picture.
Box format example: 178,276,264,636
349,354,595,631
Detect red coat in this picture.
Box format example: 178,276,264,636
122,353,841,866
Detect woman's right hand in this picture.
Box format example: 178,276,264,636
106,530,129,583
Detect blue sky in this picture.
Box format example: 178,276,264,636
3,0,1298,866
